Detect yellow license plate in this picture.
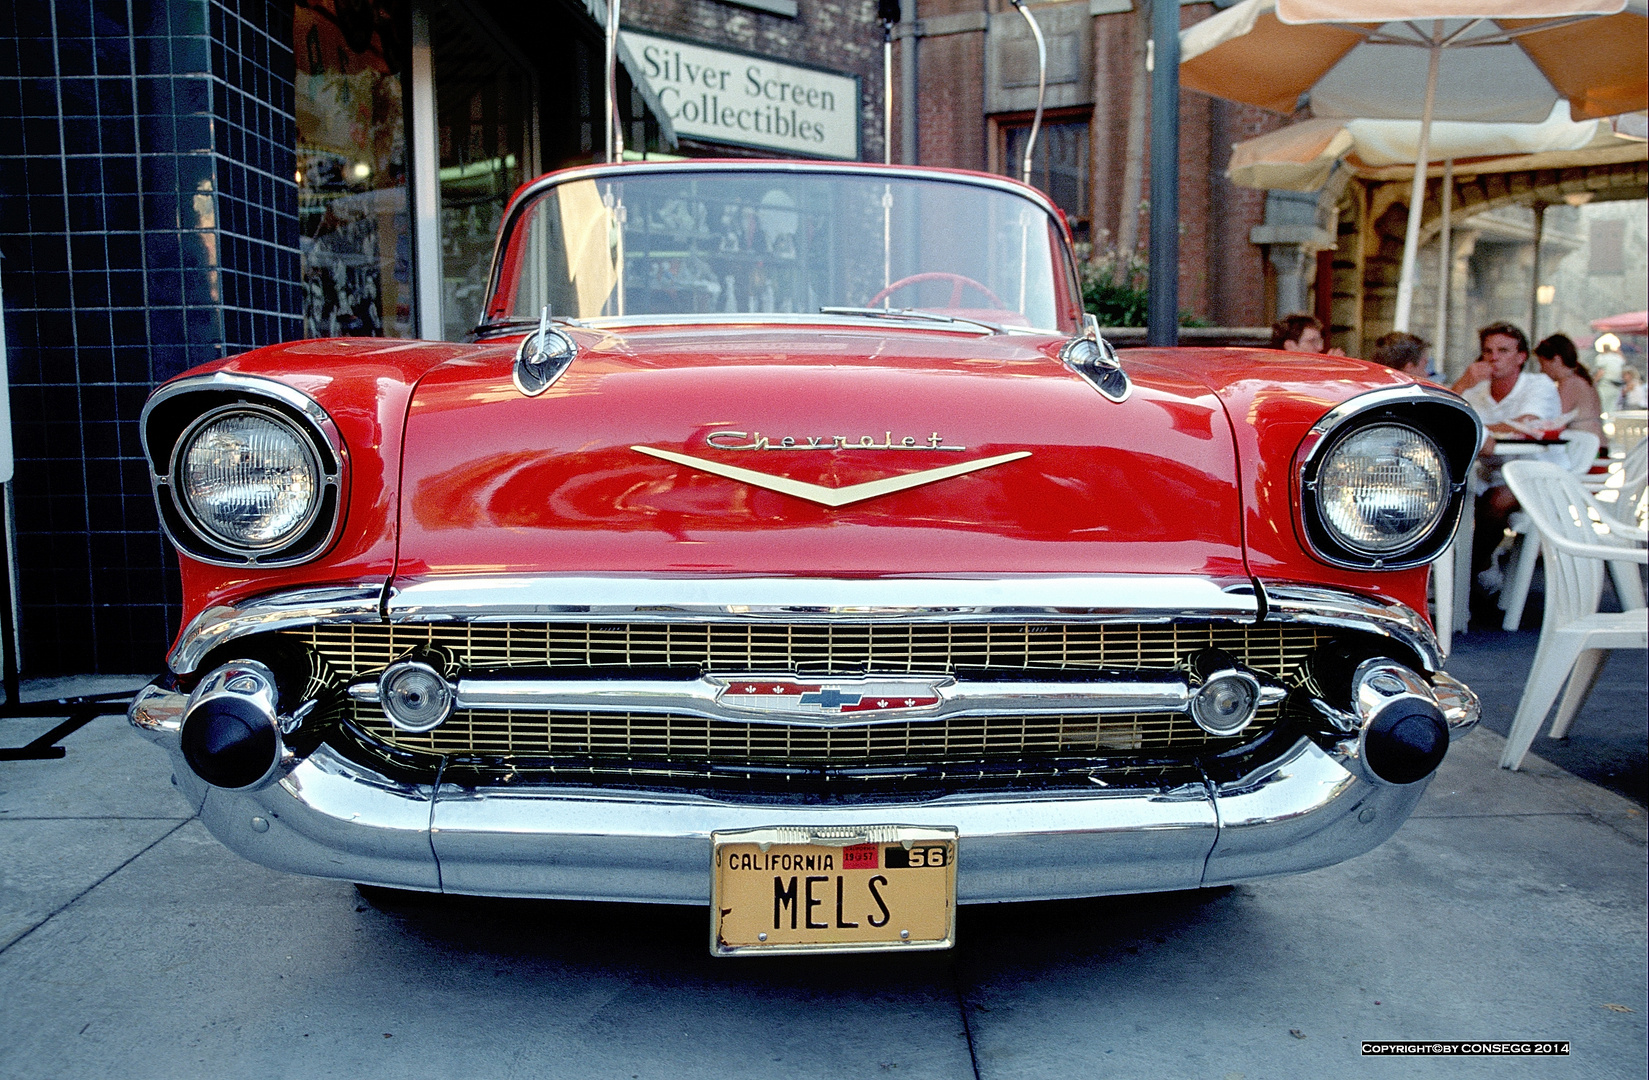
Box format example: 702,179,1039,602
711,825,958,957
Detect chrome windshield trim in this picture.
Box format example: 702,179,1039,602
479,161,1074,339
597,313,1047,335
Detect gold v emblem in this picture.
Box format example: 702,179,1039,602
632,446,1032,508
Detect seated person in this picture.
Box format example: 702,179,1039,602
1623,365,1648,410
1533,333,1605,451
1269,313,1345,356
1450,321,1561,588
1370,331,1430,378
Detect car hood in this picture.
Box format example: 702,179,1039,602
393,324,1248,580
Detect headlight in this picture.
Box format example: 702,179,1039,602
174,407,322,551
1314,424,1448,556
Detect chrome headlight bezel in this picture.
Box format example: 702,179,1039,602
1295,386,1482,571
141,374,348,568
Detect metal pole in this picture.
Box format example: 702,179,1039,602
1011,0,1047,188
883,31,894,164
1435,158,1452,374
1393,26,1442,333
1147,0,1179,346
606,0,624,163
899,0,917,165
0,269,16,705
1529,201,1546,342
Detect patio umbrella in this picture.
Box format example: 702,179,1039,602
1226,102,1646,366
1225,100,1642,192
1182,0,1649,332
1591,310,1649,334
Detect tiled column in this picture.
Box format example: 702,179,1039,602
0,0,301,674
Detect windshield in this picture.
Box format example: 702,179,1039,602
494,169,1069,331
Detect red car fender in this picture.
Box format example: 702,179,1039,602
164,338,503,639
1126,346,1433,617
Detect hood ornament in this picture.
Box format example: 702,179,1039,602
513,306,578,397
1061,314,1129,403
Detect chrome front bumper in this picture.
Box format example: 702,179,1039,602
133,682,1442,903
133,576,1473,902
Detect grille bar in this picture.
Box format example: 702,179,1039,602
297,620,1322,678
344,702,1283,762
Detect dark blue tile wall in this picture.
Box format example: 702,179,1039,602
0,0,301,674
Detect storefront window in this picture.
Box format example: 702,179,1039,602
295,0,413,339
432,1,535,340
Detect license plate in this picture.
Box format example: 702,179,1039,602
711,825,958,957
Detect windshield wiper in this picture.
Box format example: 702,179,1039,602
473,313,590,338
818,306,1005,334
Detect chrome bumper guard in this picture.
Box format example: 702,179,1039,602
132,680,1452,904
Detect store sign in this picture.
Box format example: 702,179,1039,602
621,30,860,161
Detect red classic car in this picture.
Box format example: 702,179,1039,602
130,161,1481,956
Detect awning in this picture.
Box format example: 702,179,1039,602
1592,310,1649,333
577,0,679,149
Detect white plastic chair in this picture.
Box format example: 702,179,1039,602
1499,430,1601,630
1604,410,1648,456
1595,438,1648,529
1499,462,1647,771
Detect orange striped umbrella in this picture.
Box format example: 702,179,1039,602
1181,0,1648,331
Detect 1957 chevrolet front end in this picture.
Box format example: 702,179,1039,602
129,162,1481,955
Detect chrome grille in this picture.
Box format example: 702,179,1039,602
291,621,1325,764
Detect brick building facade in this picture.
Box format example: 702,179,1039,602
1,0,1281,675
895,1,1279,328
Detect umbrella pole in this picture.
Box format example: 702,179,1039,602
1529,201,1546,341
1393,29,1442,334
1435,158,1453,375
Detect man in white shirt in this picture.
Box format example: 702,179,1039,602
1450,321,1562,592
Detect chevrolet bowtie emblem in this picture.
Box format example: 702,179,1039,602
632,445,1031,507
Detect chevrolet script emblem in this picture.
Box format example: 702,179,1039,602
712,676,946,721
632,445,1030,507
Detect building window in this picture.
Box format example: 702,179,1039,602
1001,118,1088,238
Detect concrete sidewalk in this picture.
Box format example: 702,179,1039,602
0,676,1644,1079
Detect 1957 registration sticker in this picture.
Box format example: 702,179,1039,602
711,825,958,957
